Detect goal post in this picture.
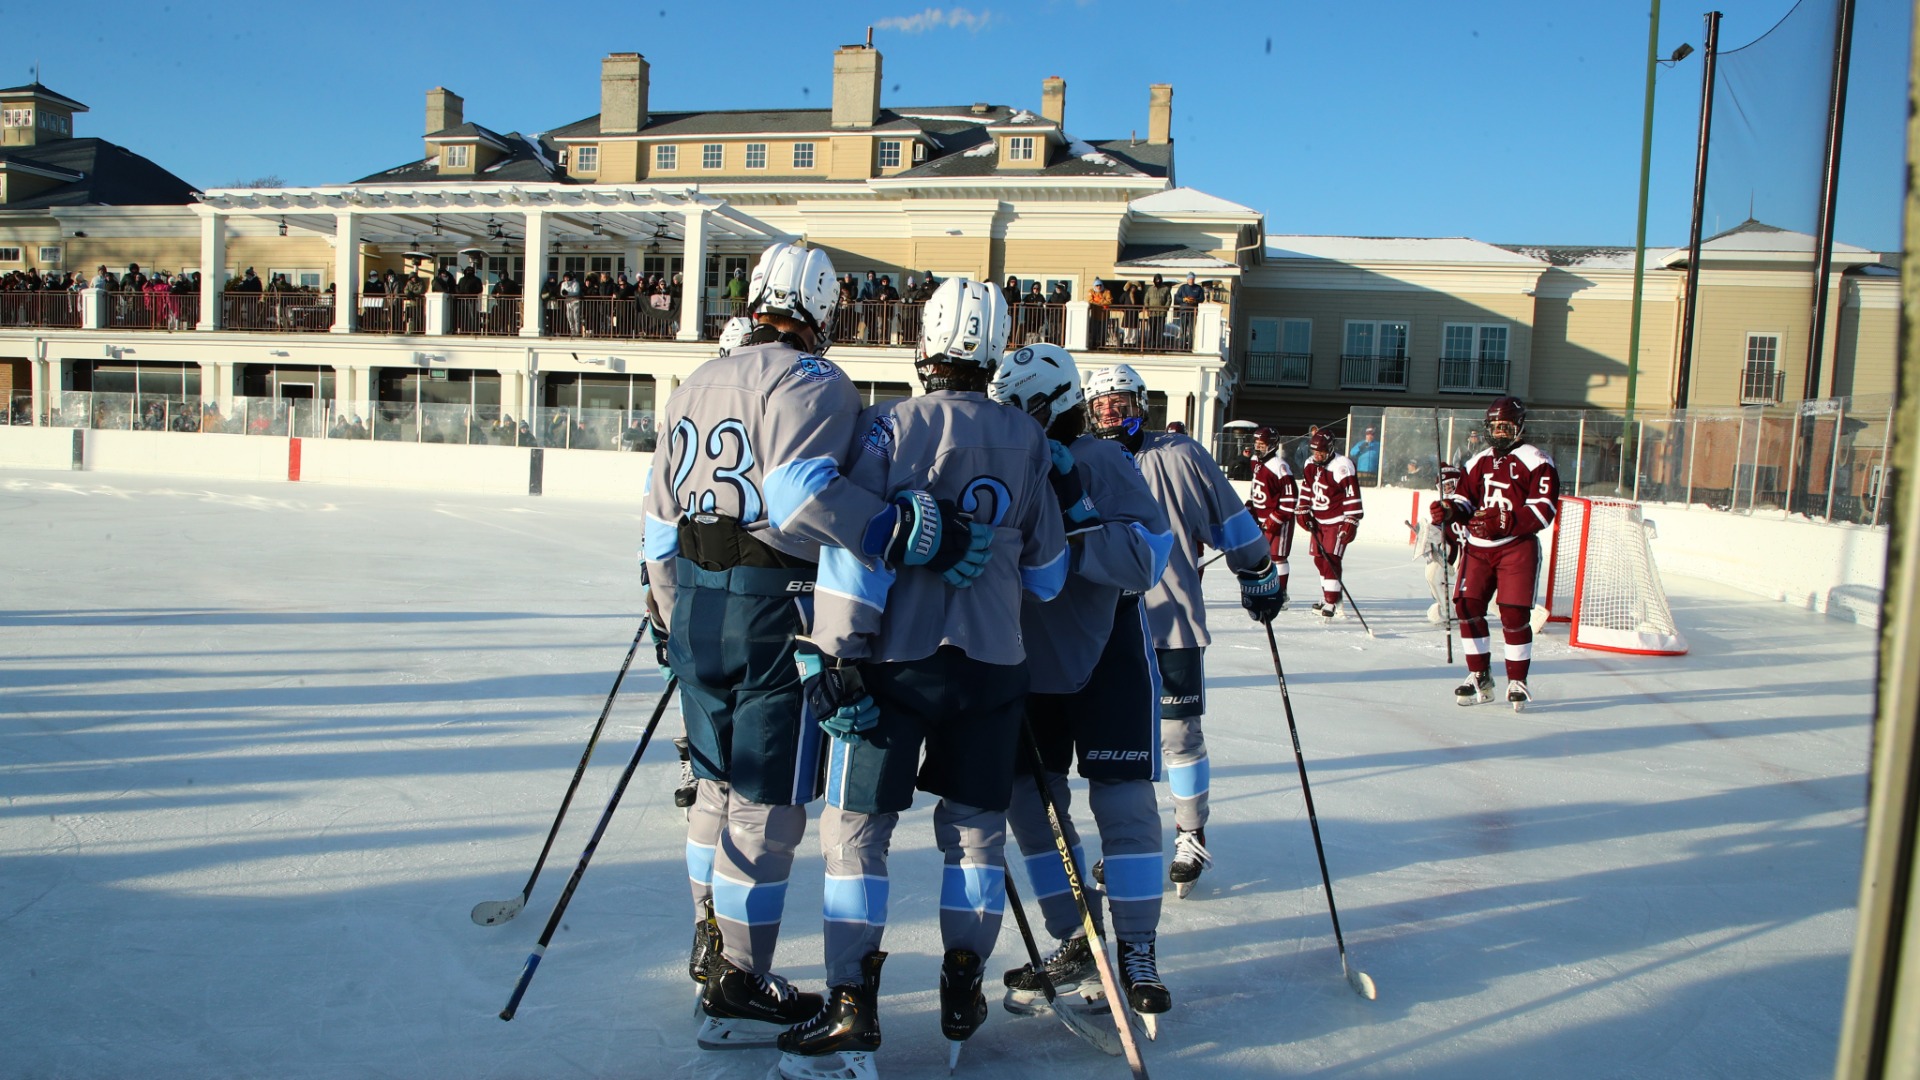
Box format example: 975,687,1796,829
1541,496,1688,656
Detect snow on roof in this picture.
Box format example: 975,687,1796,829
1265,235,1546,265
1130,187,1259,216
962,140,998,158
1066,138,1119,169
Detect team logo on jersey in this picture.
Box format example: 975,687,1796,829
861,415,897,459
791,355,840,383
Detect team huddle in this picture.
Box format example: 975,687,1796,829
638,241,1557,1078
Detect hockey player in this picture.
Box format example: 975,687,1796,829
776,279,1068,1080
642,242,994,1051
1247,425,1296,605
1295,430,1364,621
987,344,1179,1039
1416,464,1466,625
1430,396,1561,710
1084,364,1284,898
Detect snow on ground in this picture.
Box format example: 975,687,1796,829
0,472,1874,1079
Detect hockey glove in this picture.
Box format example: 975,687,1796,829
1338,520,1359,546
1294,509,1314,532
1047,440,1100,532
1427,499,1460,526
794,638,880,744
871,489,993,588
1237,559,1286,624
1467,504,1514,540
645,617,673,682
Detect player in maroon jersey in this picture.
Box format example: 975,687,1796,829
1294,430,1364,621
1429,397,1560,710
1247,426,1296,606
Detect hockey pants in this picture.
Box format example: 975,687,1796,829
1007,774,1163,943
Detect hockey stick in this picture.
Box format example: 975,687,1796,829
1198,550,1225,572
1019,722,1151,1078
472,620,651,927
500,677,680,1021
1338,583,1375,639
1433,408,1455,664
1002,868,1123,1058
1262,625,1377,1001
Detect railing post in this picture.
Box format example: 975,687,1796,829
425,293,451,336
1064,300,1089,351
82,287,107,330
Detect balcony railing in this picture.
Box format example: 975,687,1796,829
1087,306,1196,353
448,296,522,337
703,298,750,340
1245,351,1311,387
1740,365,1787,406
544,297,678,340
0,291,82,328
1438,356,1510,393
358,295,426,335
222,293,336,332
107,291,201,331
831,300,925,347
1008,303,1066,348
1340,353,1409,390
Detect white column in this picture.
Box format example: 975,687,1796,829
32,357,49,425
332,211,359,334
1064,300,1090,351
1196,368,1221,450
82,288,107,329
335,366,358,426
198,211,226,330
1194,302,1226,356
425,293,450,335
520,210,549,338
677,208,708,342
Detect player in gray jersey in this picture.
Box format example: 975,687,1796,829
987,344,1182,1038
642,242,993,1052
1084,364,1284,897
776,280,1068,1080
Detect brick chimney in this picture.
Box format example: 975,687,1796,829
425,88,463,157
1147,84,1172,145
832,44,882,129
601,53,649,134
1041,76,1065,128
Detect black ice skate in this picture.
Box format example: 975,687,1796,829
1507,680,1532,712
1313,602,1339,622
941,948,988,1070
1170,828,1212,899
688,896,721,985
673,736,698,809
1455,670,1495,706
697,961,823,1051
776,951,885,1080
1117,935,1171,1041
1002,933,1097,1014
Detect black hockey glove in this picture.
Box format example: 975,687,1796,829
1047,440,1100,534
646,617,672,681
794,637,880,743
874,489,993,588
1237,559,1286,624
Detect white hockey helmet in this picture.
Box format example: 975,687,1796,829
918,277,1009,386
987,343,1083,427
715,316,755,356
746,242,839,350
1084,363,1149,447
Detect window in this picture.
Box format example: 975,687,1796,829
878,140,902,169
655,145,680,172
443,145,470,168
39,112,67,135
1245,318,1311,386
1007,136,1035,162
0,247,21,262
744,143,767,169
38,246,61,265
577,146,601,172
1439,323,1510,392
1741,333,1784,404
269,268,324,289
702,143,724,169
792,142,815,169
913,142,928,163
1341,319,1410,389
1,108,29,127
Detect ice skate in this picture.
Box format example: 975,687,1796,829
1507,680,1532,712
1170,828,1211,899
940,948,987,1071
1313,602,1340,623
1003,933,1096,1014
688,896,721,985
696,961,823,1051
1455,670,1495,706
1426,601,1445,626
672,736,697,809
1091,858,1104,886
777,951,885,1080
1117,935,1170,1041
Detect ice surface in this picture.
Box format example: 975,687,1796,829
0,472,1872,1079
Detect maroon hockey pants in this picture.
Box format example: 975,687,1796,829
1454,538,1539,682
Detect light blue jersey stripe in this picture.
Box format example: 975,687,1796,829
686,839,716,887
1134,522,1176,583
644,512,681,561
764,456,842,530
1022,845,1084,901
1169,756,1210,800
1020,546,1069,601
712,869,790,927
1101,852,1165,904
823,873,890,928
819,545,895,612
1210,509,1262,554
826,739,851,809
940,862,1007,916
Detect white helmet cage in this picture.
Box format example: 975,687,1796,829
1084,363,1148,422
987,343,1084,427
746,242,839,350
919,277,1010,375
715,316,755,356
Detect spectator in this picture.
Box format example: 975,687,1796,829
1174,272,1205,310
1351,426,1380,475
1119,279,1145,345
1397,456,1434,488
1144,273,1172,314
1296,424,1321,471
1047,280,1070,305
1455,429,1483,467
724,267,747,305
559,272,582,335
1087,278,1113,348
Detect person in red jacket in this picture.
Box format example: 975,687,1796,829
1247,426,1296,606
1295,430,1363,620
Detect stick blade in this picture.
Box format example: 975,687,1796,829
471,896,526,926
1049,994,1124,1056
1346,963,1378,1000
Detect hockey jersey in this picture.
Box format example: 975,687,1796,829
1248,452,1296,535
1022,435,1174,695
640,341,891,622
1299,453,1364,527
1447,442,1560,549
1136,432,1269,650
811,390,1069,666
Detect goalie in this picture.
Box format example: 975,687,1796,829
1428,398,1560,710
1415,464,1466,625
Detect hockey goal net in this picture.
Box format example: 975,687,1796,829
1542,496,1687,655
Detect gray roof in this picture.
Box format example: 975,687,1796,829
353,131,569,186
0,81,88,111
550,105,1015,141
1496,244,1640,267
1116,244,1235,270
0,137,197,209
425,122,514,149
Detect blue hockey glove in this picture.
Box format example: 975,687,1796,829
794,638,880,743
1237,559,1286,624
870,489,992,588
1047,440,1100,532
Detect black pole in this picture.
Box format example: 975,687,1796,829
1675,10,1721,410
1804,0,1857,400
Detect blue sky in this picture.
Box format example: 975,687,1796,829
10,0,1908,250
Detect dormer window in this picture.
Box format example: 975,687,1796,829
444,144,471,168
1007,136,1036,162
878,140,901,169
1,108,29,127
